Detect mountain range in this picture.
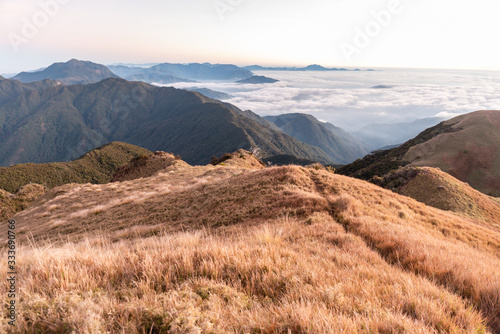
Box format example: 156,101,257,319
109,62,253,83
243,64,371,71
0,76,333,166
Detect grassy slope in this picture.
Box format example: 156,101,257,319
397,167,500,226
338,110,500,197
0,184,46,221
0,142,151,194
4,154,500,333
404,110,500,196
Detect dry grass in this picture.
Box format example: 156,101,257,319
398,167,500,227
112,151,189,182
0,215,490,333
3,161,500,333
404,110,500,197
0,184,46,220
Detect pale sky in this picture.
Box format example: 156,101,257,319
0,0,499,73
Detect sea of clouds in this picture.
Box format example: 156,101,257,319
166,68,500,131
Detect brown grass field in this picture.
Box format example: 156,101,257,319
2,151,500,333
404,110,500,197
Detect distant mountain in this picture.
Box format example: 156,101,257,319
243,64,371,71
13,59,120,85
108,65,195,84
264,113,368,164
109,63,253,83
339,110,500,197
237,76,279,84
125,72,195,84
354,117,448,151
0,78,331,166
186,88,232,100
106,65,147,78
0,74,16,79
371,85,396,89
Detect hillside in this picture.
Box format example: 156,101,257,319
339,110,500,196
265,113,368,164
12,59,120,85
0,142,151,193
0,184,46,221
372,166,500,225
0,78,331,166
4,152,500,333
112,151,189,182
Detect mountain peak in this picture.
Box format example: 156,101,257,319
12,59,120,85
304,64,326,70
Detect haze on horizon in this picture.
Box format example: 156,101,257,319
0,0,499,74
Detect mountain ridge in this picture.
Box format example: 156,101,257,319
265,113,369,164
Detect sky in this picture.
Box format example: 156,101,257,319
0,0,499,74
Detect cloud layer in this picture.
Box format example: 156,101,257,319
167,68,500,131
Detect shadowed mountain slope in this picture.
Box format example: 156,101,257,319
0,76,60,106
265,113,368,164
0,78,331,166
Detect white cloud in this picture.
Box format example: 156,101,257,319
163,68,500,131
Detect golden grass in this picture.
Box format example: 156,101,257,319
112,151,190,182
3,161,500,333
398,167,500,227
0,184,46,220
0,215,489,333
404,110,500,197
